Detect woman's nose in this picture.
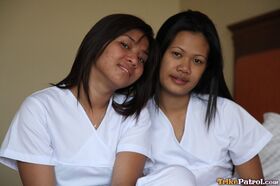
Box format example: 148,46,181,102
176,60,191,74
126,52,138,67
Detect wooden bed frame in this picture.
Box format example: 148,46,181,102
228,9,280,122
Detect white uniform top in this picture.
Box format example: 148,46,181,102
0,86,152,186
145,94,272,186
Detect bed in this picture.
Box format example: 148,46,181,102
228,9,280,183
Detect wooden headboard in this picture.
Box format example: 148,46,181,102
228,9,280,122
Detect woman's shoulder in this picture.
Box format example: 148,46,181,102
216,97,248,117
212,96,261,127
31,86,66,98
192,94,238,110
23,86,69,108
191,94,254,125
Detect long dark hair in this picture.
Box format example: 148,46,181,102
54,14,157,118
154,10,232,126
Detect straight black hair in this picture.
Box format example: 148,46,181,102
53,14,157,118
154,10,233,126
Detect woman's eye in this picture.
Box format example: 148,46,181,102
138,57,145,64
120,42,129,49
138,56,147,64
193,58,203,64
171,51,182,58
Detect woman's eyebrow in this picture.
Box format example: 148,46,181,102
123,34,136,42
123,34,146,43
170,46,185,52
122,34,149,55
170,46,207,59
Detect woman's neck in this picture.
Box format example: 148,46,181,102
159,90,191,142
72,83,112,111
159,91,191,115
71,84,112,128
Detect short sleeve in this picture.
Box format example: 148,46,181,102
226,102,272,165
116,107,152,159
0,96,54,170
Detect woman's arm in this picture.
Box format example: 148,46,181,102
111,152,146,186
17,161,55,186
235,155,265,185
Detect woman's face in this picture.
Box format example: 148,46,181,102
92,29,149,91
159,31,209,97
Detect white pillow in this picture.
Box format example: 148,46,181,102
259,112,280,181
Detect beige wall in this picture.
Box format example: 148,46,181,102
180,0,280,93
0,0,279,185
0,0,180,184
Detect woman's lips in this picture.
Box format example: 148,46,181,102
170,75,188,85
118,64,131,77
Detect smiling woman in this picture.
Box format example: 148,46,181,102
0,14,158,186
93,29,149,91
